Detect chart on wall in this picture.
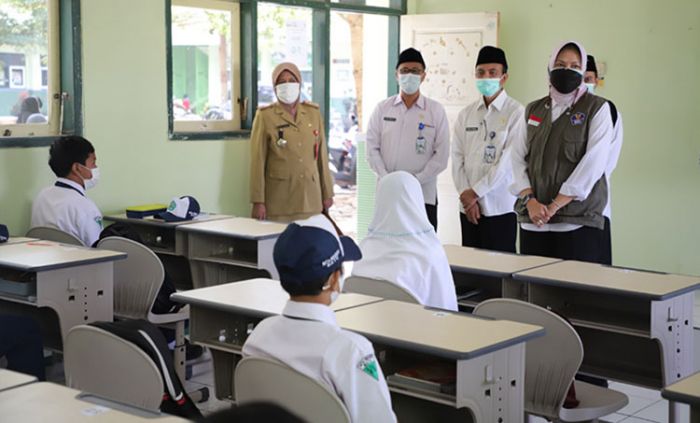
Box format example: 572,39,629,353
400,12,499,246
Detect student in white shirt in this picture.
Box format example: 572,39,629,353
510,41,613,264
351,171,458,311
584,54,624,265
242,214,396,423
452,46,524,253
31,136,102,247
366,47,449,231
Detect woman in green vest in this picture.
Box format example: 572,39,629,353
510,40,614,263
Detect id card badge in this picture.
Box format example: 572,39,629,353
483,144,496,164
416,136,427,154
276,129,288,148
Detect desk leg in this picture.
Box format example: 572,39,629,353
651,293,694,386
174,321,186,382
456,343,525,423
37,263,114,342
691,405,700,423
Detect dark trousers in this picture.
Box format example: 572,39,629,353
600,217,612,265
460,212,516,253
0,315,46,380
425,203,438,232
519,224,607,264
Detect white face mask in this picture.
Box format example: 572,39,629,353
585,83,596,94
325,271,345,304
79,165,100,190
275,82,301,105
398,74,421,95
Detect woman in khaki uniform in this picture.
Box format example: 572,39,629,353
250,62,334,222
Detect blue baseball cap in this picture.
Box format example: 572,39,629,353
0,224,8,243
274,214,362,295
157,196,200,222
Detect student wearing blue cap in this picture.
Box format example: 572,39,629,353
242,214,396,423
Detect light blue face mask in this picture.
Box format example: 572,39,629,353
475,78,502,97
585,83,596,94
398,74,421,95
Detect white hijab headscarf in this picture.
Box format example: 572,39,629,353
351,171,458,311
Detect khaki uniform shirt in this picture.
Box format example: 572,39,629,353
250,101,334,222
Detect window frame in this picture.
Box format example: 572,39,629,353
0,0,82,148
168,0,405,141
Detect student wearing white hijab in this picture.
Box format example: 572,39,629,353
351,171,458,311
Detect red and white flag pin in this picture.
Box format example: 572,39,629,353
527,114,542,127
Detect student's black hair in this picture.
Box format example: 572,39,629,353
48,136,95,178
197,402,304,423
280,266,341,297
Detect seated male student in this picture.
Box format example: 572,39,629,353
242,214,396,423
31,136,102,247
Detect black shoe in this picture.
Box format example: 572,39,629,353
185,340,204,361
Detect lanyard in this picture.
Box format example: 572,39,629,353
55,181,84,197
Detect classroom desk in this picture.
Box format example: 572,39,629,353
662,372,700,423
173,280,544,423
1,237,37,246
0,369,37,392
0,382,187,422
103,213,230,290
444,244,561,310
171,278,383,400
335,300,543,423
178,218,286,288
513,261,699,392
0,241,126,349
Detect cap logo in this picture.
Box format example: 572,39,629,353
321,249,341,268
167,201,177,212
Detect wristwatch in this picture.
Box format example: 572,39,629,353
516,193,535,214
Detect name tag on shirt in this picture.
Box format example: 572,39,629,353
465,126,479,132
527,114,542,127
383,117,397,122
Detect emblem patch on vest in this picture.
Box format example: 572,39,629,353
570,112,586,126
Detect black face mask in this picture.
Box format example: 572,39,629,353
549,68,583,94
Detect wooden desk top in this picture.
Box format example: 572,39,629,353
179,217,286,240
513,260,700,300
0,369,37,392
1,237,36,246
0,241,126,272
171,278,383,317
0,382,186,422
444,244,561,277
662,371,700,406
335,300,544,360
104,213,230,228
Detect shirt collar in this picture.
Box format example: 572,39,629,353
282,300,337,326
478,89,508,111
392,93,425,109
56,177,85,195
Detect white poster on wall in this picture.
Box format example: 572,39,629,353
285,20,309,66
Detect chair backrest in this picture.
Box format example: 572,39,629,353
64,325,164,411
26,226,84,246
97,236,163,320
344,275,420,304
235,356,351,423
473,299,583,419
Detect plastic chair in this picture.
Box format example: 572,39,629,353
473,299,628,422
96,237,190,381
64,325,163,411
344,275,420,304
26,226,84,246
235,356,351,423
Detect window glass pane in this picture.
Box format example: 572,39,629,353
328,11,389,239
331,0,401,9
257,3,313,108
171,5,232,122
0,0,50,125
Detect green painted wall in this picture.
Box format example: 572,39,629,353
0,0,251,237
410,0,700,275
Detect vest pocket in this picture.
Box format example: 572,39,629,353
562,134,585,163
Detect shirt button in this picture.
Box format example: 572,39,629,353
298,143,302,147
300,174,305,179
299,158,303,162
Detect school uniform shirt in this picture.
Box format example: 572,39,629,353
510,98,613,232
366,94,449,205
242,301,396,423
603,112,623,219
31,177,102,246
451,90,524,216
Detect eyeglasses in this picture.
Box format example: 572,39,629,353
398,67,424,75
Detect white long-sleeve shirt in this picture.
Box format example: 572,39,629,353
366,94,449,205
603,110,623,218
242,301,396,423
452,90,524,216
31,178,103,246
510,98,613,232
